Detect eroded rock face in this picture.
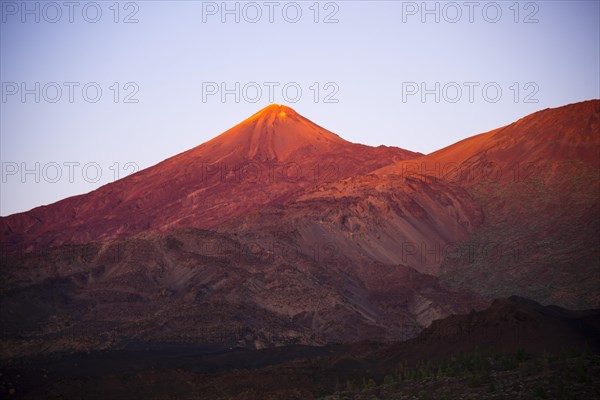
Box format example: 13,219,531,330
0,228,488,359
223,173,483,275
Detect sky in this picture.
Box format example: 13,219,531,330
1,0,599,216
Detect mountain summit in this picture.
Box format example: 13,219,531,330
1,105,420,252
191,104,360,162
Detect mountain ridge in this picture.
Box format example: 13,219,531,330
0,104,421,254
213,100,600,308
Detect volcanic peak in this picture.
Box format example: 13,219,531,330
201,104,347,162
248,104,298,120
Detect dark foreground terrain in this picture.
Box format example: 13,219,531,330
2,297,599,399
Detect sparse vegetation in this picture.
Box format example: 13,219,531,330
323,350,600,400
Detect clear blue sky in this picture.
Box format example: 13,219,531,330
1,0,599,216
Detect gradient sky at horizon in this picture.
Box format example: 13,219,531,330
1,0,599,216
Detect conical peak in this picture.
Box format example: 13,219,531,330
200,104,348,162
248,104,298,122
262,103,288,113
239,103,331,138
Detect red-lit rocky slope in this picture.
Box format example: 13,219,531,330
1,105,489,358
1,101,597,362
379,100,600,308
1,105,420,253
220,101,599,308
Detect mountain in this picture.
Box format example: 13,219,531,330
0,100,598,363
378,99,600,182
230,101,599,308
0,105,487,360
383,100,600,309
1,104,420,254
